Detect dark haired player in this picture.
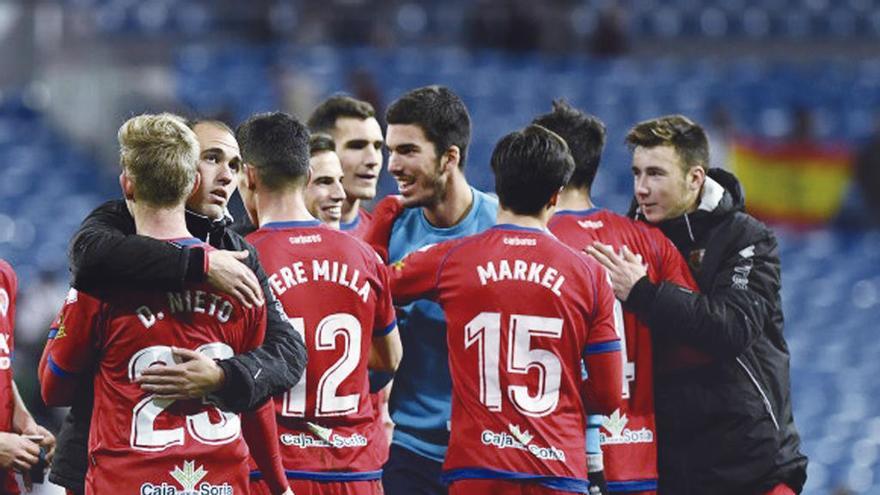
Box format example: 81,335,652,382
308,95,385,238
389,124,622,495
363,85,498,495
534,101,699,495
589,115,806,495
235,112,402,495
304,133,347,229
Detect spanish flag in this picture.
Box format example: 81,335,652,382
730,136,853,226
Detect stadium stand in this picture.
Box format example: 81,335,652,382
0,90,116,286
1,35,878,492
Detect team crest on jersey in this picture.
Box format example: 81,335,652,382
53,316,67,340
687,248,706,272
139,460,233,495
599,410,654,446
0,289,8,317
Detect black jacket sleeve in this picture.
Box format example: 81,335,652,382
68,200,206,291
211,238,307,412
626,223,780,359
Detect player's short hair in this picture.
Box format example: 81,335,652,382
386,85,471,169
118,113,198,207
491,124,574,216
185,118,234,136
532,99,606,190
309,133,337,157
235,112,311,191
625,114,709,172
307,95,376,134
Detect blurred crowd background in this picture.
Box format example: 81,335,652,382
0,1,878,493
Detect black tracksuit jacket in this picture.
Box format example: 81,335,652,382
625,169,808,494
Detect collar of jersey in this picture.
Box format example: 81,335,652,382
491,223,547,234
554,207,601,216
417,186,484,234
261,219,322,229
340,212,361,231
166,237,203,247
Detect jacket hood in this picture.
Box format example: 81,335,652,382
629,168,746,252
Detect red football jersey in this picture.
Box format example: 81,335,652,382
0,260,20,494
339,207,391,454
548,208,697,493
42,240,267,495
391,225,621,492
0,260,17,436
246,220,396,480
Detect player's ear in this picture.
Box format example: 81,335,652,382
189,172,201,197
119,171,135,201
242,163,258,191
686,165,706,193
440,145,461,174
548,187,562,208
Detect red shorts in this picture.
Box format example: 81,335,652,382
763,484,796,495
250,478,383,495
449,479,578,495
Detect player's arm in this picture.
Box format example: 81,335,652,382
70,200,264,307
241,399,288,495
580,266,623,415
139,239,307,412
389,241,455,305
68,199,205,291
362,196,404,263
233,308,290,495
368,326,402,373
210,241,307,411
40,291,100,407
12,381,56,466
625,230,778,358
0,266,57,463
367,257,403,373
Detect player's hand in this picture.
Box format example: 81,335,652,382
585,242,647,302
136,347,226,400
0,432,40,472
207,249,264,309
281,487,295,495
20,424,54,464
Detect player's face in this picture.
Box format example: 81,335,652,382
386,124,447,208
305,151,347,228
187,123,242,220
332,117,384,201
632,145,698,224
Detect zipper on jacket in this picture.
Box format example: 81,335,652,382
736,357,779,431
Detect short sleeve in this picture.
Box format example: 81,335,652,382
45,289,102,377
389,241,454,306
372,261,397,337
362,196,404,263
